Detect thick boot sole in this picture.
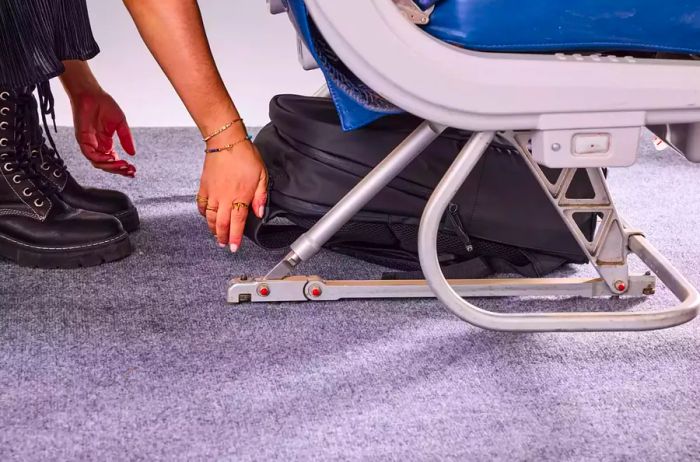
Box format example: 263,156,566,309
0,231,133,269
114,206,140,233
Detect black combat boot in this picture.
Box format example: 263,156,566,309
0,87,132,268
22,83,140,232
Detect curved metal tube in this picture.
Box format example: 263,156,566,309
417,132,700,332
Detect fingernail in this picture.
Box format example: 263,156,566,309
218,242,225,248
230,243,238,253
257,205,265,218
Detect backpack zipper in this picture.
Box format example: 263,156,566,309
446,203,474,253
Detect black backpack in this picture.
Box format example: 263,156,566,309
246,95,597,279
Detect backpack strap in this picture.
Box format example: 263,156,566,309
244,210,304,249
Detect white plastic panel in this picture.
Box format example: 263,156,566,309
572,133,610,154
305,0,700,131
532,127,641,168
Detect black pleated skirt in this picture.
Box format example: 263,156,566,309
0,0,99,89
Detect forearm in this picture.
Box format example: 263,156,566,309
122,0,241,137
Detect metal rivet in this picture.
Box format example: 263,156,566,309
551,143,561,152
309,284,322,298
257,284,270,297
614,280,627,292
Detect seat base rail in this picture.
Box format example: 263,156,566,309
227,274,655,304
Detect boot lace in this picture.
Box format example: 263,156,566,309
1,88,56,202
33,81,68,176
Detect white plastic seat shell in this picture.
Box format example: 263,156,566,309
304,0,700,131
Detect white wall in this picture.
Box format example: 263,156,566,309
52,1,323,127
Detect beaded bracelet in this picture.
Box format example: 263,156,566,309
202,118,243,142
204,134,253,154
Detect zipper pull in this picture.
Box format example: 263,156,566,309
447,203,474,253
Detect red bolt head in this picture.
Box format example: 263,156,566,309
310,287,322,297
615,281,626,292
258,285,270,297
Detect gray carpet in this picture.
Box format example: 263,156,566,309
1,127,699,461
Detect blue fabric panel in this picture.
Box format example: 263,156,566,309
425,1,700,54
286,0,401,131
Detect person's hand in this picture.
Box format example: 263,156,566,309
71,90,136,177
197,130,267,252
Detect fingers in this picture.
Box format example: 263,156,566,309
206,200,249,252
251,169,268,219
215,203,233,248
116,119,136,156
205,201,218,240
196,192,207,217
77,129,135,177
76,131,115,163
96,129,115,155
91,159,136,177
228,202,249,253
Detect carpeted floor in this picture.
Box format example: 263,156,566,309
1,127,699,461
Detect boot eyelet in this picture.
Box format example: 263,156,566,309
22,187,32,197
53,170,62,178
0,153,7,159
0,107,8,116
12,175,21,184
3,162,13,172
0,92,9,101
40,162,50,171
33,199,44,207
0,122,7,130
0,138,7,147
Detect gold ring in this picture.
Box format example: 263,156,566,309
205,206,218,212
196,194,208,204
232,202,249,211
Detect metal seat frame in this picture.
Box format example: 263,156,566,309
228,0,700,332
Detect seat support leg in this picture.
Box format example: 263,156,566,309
417,131,700,331
263,120,446,280
511,132,638,293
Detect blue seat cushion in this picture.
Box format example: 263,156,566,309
287,0,700,131
425,1,700,55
